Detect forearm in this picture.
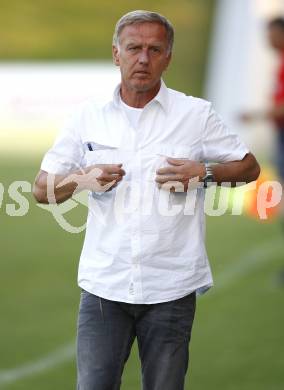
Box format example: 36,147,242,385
268,104,284,121
33,164,125,204
210,153,260,186
240,105,284,122
155,153,260,191
33,169,82,204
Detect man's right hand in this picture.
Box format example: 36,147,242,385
33,164,125,204
59,164,126,193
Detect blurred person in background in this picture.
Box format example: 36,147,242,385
33,10,260,390
241,17,284,227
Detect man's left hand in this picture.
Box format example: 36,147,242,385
155,157,205,192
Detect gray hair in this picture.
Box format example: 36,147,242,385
113,10,174,54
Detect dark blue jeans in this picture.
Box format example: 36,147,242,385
276,130,284,181
77,290,196,390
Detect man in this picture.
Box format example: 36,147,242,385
241,18,284,215
240,17,284,284
33,10,260,390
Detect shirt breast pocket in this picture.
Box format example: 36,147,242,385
152,144,199,171
161,145,192,159
84,146,121,166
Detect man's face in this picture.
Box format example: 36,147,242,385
268,26,284,51
112,22,172,92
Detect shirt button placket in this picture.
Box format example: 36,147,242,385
130,148,143,303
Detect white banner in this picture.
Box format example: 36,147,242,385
0,62,120,154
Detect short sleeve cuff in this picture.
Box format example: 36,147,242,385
40,153,80,175
218,146,250,163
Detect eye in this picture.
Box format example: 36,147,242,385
128,46,139,52
150,47,161,53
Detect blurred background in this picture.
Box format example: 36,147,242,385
0,0,283,389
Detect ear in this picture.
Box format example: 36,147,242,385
112,45,120,66
165,52,172,70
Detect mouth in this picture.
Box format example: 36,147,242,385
134,71,150,76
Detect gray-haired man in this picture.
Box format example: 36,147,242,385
33,10,260,390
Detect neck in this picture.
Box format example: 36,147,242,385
120,80,161,108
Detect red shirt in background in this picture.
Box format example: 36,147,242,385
273,52,284,128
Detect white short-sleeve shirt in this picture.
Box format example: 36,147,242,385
41,81,249,304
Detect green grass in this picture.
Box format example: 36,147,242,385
0,0,216,96
2,2,282,388
0,156,283,389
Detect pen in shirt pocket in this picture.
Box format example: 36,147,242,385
83,142,94,151
84,142,117,152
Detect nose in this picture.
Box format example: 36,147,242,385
138,49,149,65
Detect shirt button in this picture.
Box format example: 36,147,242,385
129,283,134,295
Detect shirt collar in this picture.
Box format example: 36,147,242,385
112,79,169,113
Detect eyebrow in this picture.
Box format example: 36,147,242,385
126,43,141,48
125,42,164,48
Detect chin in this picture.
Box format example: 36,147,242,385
129,83,148,92
132,79,157,92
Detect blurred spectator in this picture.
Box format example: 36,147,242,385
240,17,284,226
241,17,284,286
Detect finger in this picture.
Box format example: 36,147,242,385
166,157,187,166
104,163,123,168
98,173,123,182
155,175,183,183
88,166,125,178
113,168,126,176
106,168,126,176
99,180,116,192
105,164,125,174
156,166,177,175
112,175,123,183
